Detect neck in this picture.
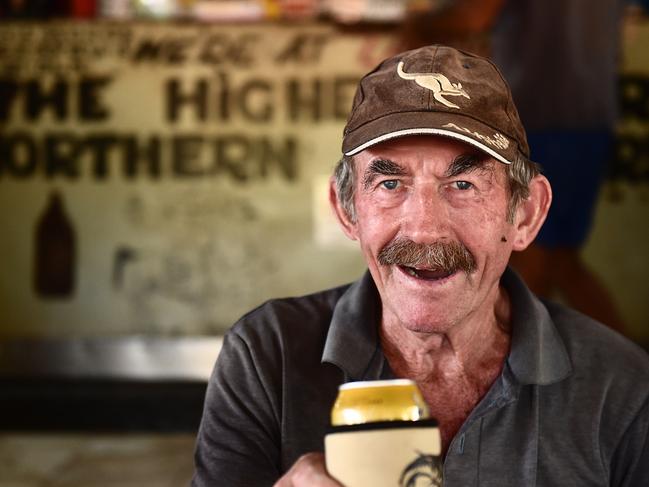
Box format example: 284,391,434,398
380,285,512,454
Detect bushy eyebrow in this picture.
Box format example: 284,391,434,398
445,152,493,178
362,158,407,190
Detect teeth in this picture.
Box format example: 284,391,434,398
402,265,452,281
406,267,419,277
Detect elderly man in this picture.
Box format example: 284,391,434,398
192,45,649,486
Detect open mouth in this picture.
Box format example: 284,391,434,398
399,265,454,281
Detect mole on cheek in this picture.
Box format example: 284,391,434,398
500,236,508,242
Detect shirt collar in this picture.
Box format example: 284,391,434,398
322,267,572,386
503,267,572,385
321,271,384,381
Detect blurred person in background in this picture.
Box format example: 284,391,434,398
492,0,630,333
401,0,646,334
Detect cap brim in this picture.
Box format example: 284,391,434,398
343,111,517,164
344,127,511,164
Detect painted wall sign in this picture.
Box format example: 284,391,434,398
0,21,402,337
0,21,647,340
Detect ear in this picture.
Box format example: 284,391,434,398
511,174,552,251
329,176,359,241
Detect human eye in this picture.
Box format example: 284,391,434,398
380,179,400,190
451,180,474,191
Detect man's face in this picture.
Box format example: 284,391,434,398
343,135,520,334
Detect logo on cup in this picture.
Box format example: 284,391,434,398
399,451,443,487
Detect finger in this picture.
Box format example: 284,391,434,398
274,452,343,487
292,453,343,487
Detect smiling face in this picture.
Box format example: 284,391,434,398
332,135,544,335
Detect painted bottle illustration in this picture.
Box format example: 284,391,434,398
34,190,76,297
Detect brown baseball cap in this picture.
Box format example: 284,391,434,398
342,45,529,164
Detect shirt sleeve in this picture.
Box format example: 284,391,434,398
609,396,649,487
191,330,282,487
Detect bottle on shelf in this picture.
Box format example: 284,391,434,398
33,190,77,298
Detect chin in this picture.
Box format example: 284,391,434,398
404,320,455,335
392,306,458,335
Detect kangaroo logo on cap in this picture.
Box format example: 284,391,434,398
397,61,470,109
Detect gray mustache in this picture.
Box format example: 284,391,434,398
377,237,477,274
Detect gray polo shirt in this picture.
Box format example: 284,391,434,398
193,268,649,486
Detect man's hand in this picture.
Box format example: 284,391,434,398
274,452,343,487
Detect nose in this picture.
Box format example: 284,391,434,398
401,184,450,242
